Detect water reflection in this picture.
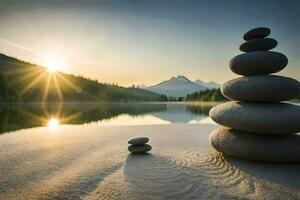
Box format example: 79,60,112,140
97,114,170,126
48,118,59,127
0,102,217,134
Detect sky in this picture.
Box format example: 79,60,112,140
0,0,299,86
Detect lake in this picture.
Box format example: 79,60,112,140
0,102,216,134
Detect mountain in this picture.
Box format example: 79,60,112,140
0,54,167,102
145,75,219,97
194,80,220,89
205,81,220,89
146,75,208,97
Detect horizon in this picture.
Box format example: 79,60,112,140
0,0,299,86
0,52,218,87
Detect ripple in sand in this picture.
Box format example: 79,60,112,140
93,151,257,200
124,154,190,194
175,151,253,189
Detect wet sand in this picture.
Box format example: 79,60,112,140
0,124,299,199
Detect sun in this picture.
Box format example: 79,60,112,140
41,54,65,72
48,118,59,127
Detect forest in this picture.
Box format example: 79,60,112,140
186,88,228,102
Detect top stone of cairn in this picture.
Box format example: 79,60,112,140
243,27,271,41
128,136,149,145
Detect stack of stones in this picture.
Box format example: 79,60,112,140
209,27,300,162
128,136,152,154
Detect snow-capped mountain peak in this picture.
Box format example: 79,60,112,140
145,75,219,97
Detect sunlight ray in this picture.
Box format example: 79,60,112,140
56,73,81,93
5,67,45,86
42,74,52,101
60,111,82,124
4,66,41,76
21,71,47,95
55,102,63,119
41,103,50,118
53,75,63,101
18,105,48,125
16,68,45,82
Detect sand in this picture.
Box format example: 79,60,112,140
0,124,299,200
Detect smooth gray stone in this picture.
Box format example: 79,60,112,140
221,75,300,102
128,136,149,145
128,144,152,154
243,27,271,41
209,101,300,135
240,38,277,52
230,51,288,76
210,127,300,163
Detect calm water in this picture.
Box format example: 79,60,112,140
0,102,217,134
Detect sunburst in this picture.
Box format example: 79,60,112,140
41,54,65,73
4,54,81,102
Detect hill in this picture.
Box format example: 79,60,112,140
0,54,167,102
146,75,210,97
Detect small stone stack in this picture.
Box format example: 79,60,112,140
128,136,152,154
209,27,300,162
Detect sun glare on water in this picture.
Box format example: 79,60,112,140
48,118,59,127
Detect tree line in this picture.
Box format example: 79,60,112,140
185,88,300,102
186,88,227,101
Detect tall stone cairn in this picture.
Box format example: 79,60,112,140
209,27,300,162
